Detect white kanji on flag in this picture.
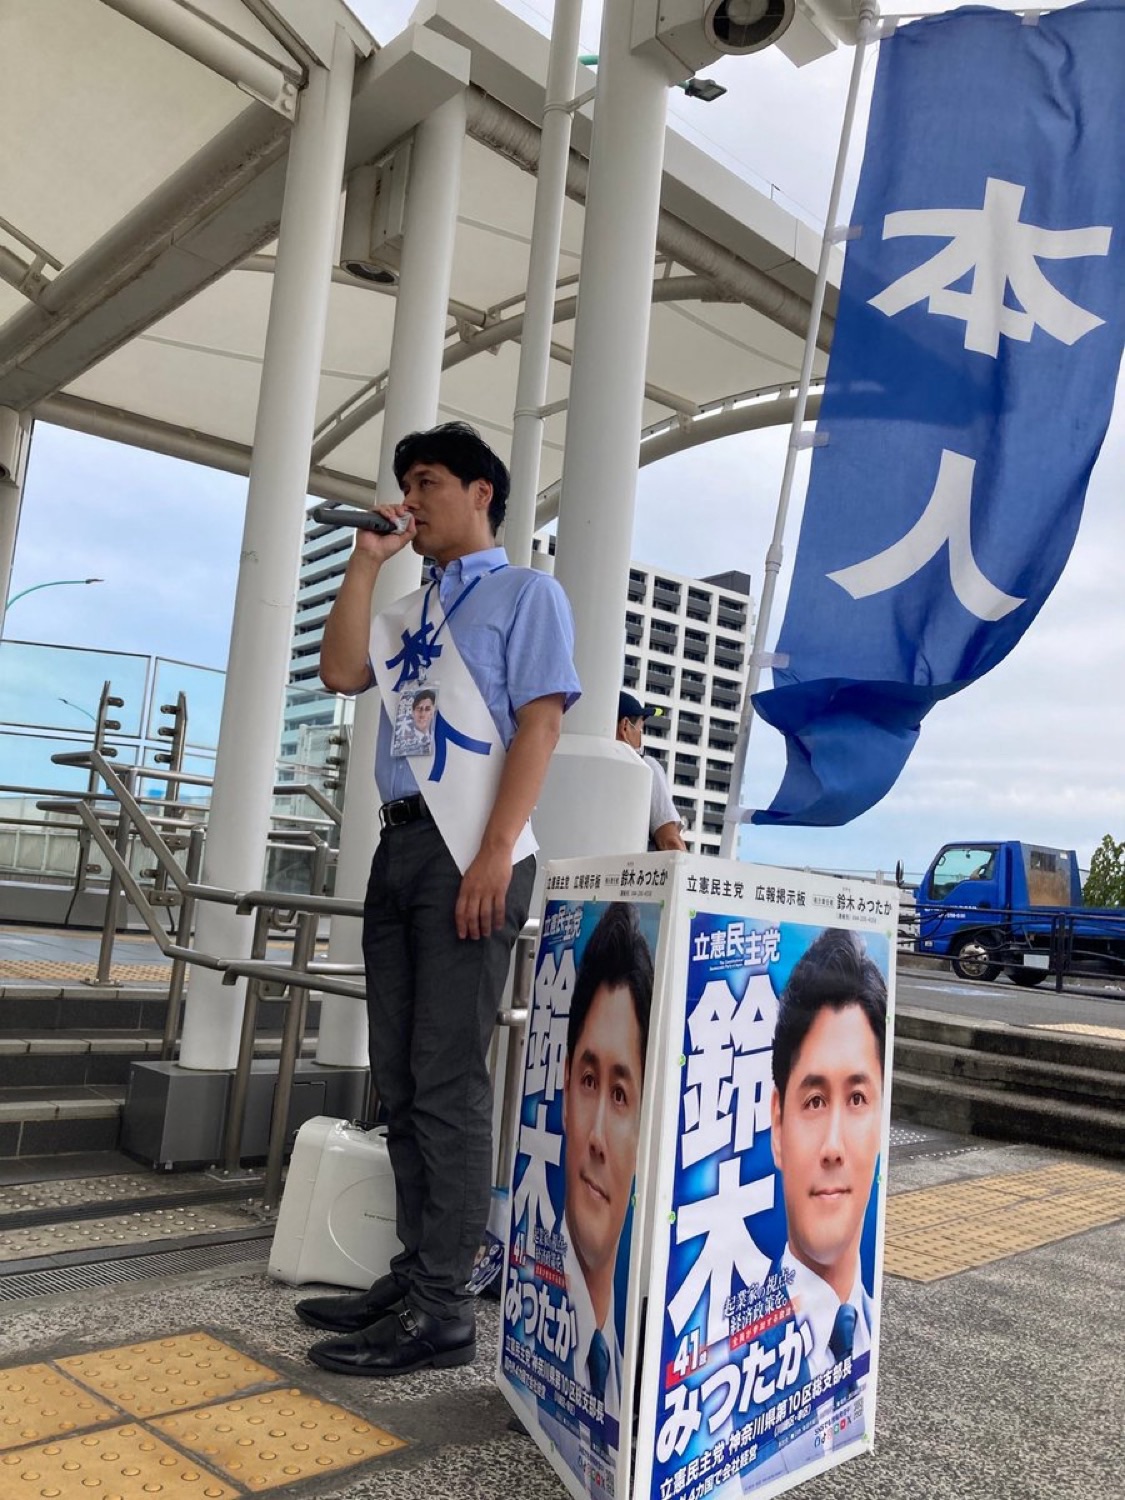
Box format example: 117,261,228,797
870,176,1111,356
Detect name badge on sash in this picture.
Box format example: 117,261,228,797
391,684,438,758
370,572,537,875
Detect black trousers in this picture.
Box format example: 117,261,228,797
362,817,535,1320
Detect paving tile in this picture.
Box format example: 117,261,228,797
0,1421,237,1498
60,1333,281,1419
885,1161,1125,1280
154,1387,405,1491
0,1363,117,1449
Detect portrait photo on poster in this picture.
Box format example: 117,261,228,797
639,910,891,1500
500,895,666,1500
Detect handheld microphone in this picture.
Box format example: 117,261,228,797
310,503,409,536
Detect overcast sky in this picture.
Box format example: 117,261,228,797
7,0,1123,880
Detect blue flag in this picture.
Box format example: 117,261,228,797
752,1,1125,826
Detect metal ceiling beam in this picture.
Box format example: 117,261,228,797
309,272,723,464
463,87,832,351
533,384,822,529
35,392,375,506
98,0,302,115
0,26,470,414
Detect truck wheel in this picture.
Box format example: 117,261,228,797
1006,965,1049,988
951,931,1001,983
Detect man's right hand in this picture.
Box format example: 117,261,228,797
320,505,416,694
353,505,417,562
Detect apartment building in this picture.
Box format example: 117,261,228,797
532,538,754,856
286,513,754,854
281,510,353,783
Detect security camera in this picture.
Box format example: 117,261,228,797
632,0,797,82
339,145,411,284
0,407,24,484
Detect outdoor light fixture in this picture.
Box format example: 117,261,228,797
341,262,398,286
5,577,103,610
583,50,727,100
682,76,728,101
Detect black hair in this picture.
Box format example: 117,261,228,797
772,928,887,1108
392,421,510,534
413,688,436,707
566,903,653,1075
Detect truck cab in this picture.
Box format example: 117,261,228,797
915,841,1081,982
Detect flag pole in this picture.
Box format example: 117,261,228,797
720,3,882,859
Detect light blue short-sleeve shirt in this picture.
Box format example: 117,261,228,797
371,547,581,802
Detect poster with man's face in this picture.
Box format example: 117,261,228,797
634,866,896,1500
498,863,670,1500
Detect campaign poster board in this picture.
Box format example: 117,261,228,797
497,853,677,1500
633,859,897,1500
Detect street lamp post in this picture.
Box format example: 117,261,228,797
5,577,103,610
58,697,97,723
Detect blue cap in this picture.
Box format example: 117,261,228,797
618,690,656,721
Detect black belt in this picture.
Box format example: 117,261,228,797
379,793,432,829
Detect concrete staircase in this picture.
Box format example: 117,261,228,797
892,1008,1125,1158
0,979,319,1160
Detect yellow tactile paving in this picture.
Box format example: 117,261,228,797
0,960,170,982
154,1388,406,1491
1032,1021,1125,1043
0,1422,237,1499
886,1162,1125,1280
0,1365,118,1450
0,1332,408,1498
59,1335,281,1420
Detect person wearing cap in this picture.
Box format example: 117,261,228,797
615,690,687,852
300,421,580,1378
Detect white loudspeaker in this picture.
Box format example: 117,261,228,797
269,1117,402,1289
632,0,796,82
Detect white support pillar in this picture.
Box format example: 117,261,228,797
503,0,583,567
534,2,671,860
317,92,468,1067
180,27,357,1071
0,409,32,640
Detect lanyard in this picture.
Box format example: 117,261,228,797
415,562,507,679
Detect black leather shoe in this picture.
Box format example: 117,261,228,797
295,1273,406,1332
308,1306,476,1377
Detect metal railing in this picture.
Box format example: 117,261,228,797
29,745,538,1219
34,748,346,1208
900,897,1125,991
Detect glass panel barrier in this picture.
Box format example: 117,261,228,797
148,658,225,750
0,640,148,735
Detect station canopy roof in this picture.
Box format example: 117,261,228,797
0,0,836,514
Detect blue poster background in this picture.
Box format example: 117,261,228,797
501,894,665,1498
644,917,890,1500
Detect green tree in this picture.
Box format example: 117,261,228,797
1083,835,1125,907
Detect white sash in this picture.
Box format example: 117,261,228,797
370,583,537,875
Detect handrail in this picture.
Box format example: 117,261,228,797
220,958,366,1001
235,888,362,919
70,801,228,969
9,754,547,1213
48,753,341,821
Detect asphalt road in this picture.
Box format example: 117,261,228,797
896,959,1125,1032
